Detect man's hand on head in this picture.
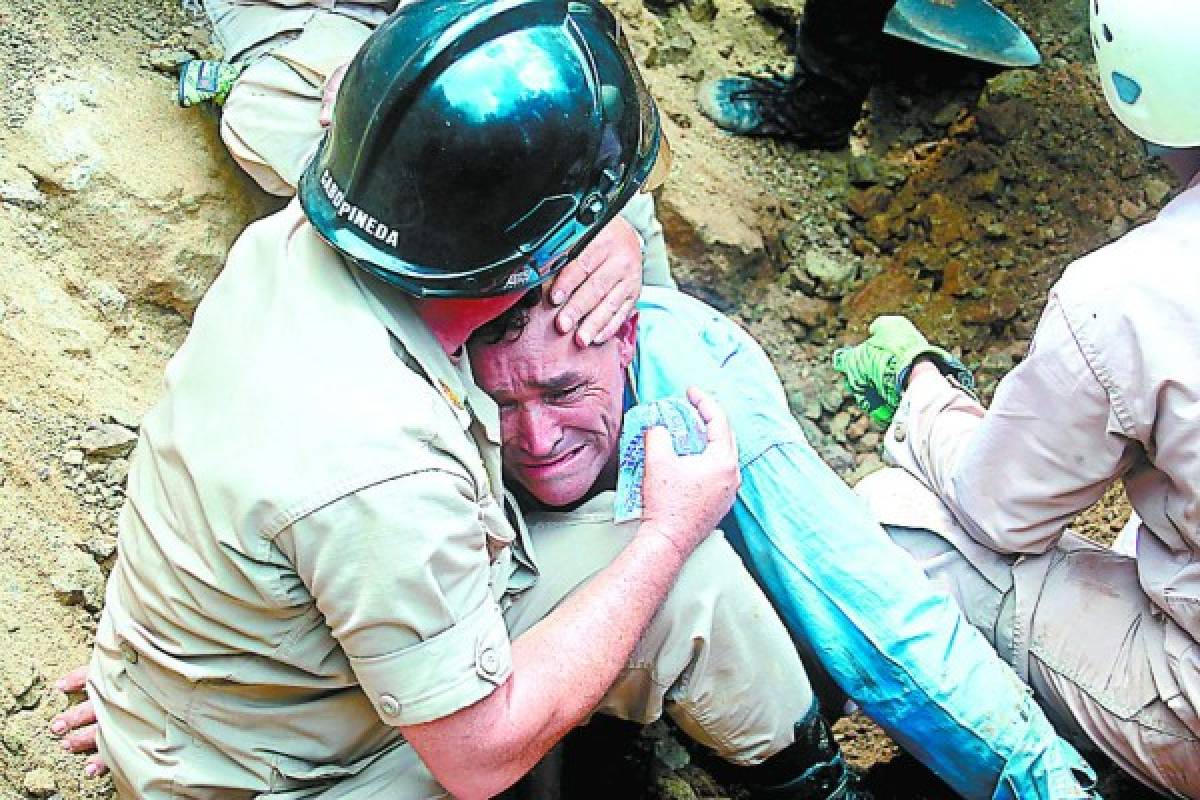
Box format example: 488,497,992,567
49,665,108,778
550,216,642,348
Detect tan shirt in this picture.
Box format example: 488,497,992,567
96,201,536,787
206,0,401,62
879,185,1200,733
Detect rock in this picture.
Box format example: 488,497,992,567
146,47,192,74
981,69,1038,104
786,294,833,328
799,417,824,445
0,162,46,209
1118,198,1145,221
0,722,26,754
820,441,857,475
942,259,984,297
62,449,84,467
915,192,972,249
848,454,884,486
18,81,104,191
975,99,1035,145
644,22,694,68
20,69,261,318
980,351,1015,375
786,390,807,419
784,260,816,295
1095,194,1118,221
846,413,869,441
1144,177,1172,207
107,407,142,430
931,101,964,127
864,213,893,245
656,161,769,281
846,186,893,220
961,280,1020,325
819,385,846,415
746,0,806,26
686,0,717,23
50,547,106,611
1,657,37,700
1108,214,1129,238
81,537,118,561
802,251,858,300
847,155,882,187
89,280,129,318
829,411,851,443
79,423,137,460
652,731,691,771
655,774,699,800
105,457,131,487
965,168,1002,200
23,768,57,798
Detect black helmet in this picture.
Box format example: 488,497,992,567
298,0,669,298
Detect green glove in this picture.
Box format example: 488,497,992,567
178,60,246,108
832,316,974,425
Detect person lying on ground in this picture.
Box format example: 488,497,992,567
834,2,1200,796
51,3,851,798
461,283,1100,799
181,0,672,346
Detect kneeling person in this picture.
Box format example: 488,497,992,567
469,286,1099,800
83,3,817,798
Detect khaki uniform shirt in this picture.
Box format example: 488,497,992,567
880,184,1200,737
205,0,402,63
93,201,537,791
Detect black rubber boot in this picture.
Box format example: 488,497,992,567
697,0,894,148
713,705,873,800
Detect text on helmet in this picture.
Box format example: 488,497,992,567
320,169,402,248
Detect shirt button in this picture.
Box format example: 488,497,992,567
893,420,907,442
119,642,139,664
479,648,500,676
379,694,401,717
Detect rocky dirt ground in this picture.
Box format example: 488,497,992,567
0,0,1172,796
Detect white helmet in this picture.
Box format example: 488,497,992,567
1090,0,1200,148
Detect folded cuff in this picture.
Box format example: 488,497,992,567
350,599,513,726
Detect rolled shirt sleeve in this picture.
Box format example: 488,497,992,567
886,294,1135,555
277,471,513,726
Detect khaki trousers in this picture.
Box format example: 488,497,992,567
95,519,811,798
858,468,1200,799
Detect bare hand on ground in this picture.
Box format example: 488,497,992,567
49,665,108,778
640,388,740,557
550,216,643,347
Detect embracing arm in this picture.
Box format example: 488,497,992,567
403,528,687,798
281,390,736,799
404,388,736,798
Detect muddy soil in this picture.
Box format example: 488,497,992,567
0,0,1169,797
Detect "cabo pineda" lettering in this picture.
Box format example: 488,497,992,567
320,169,401,248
